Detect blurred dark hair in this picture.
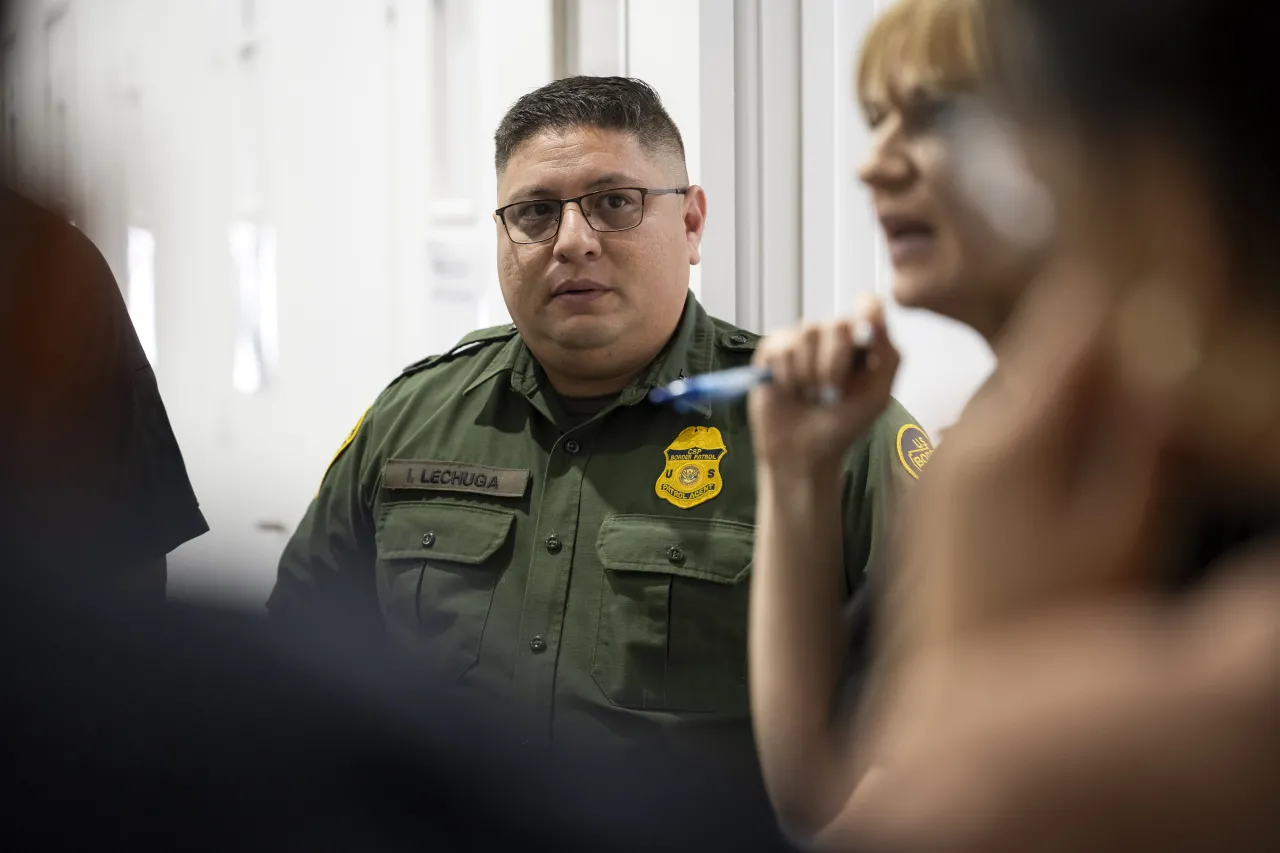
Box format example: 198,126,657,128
493,76,686,177
990,1,1280,282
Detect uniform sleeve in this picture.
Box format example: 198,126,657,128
839,398,930,596
96,235,209,564
117,364,210,560
836,399,930,710
265,402,383,638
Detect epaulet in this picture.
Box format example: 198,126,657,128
399,324,519,378
716,328,762,353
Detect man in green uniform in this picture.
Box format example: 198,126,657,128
268,76,925,753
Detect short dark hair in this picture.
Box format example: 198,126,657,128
493,76,687,178
991,0,1280,283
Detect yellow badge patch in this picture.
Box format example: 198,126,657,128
655,426,728,509
317,407,369,493
896,423,934,479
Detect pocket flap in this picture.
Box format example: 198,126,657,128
596,514,754,584
376,502,515,563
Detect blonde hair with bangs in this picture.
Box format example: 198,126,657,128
858,0,991,111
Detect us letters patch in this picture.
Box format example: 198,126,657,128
383,459,530,498
896,423,934,479
655,426,727,509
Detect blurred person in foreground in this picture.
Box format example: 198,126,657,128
752,0,1280,850
267,75,920,769
6,575,800,851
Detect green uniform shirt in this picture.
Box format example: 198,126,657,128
268,292,926,751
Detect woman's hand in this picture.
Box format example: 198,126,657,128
749,297,900,476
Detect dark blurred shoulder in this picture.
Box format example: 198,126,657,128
0,186,206,580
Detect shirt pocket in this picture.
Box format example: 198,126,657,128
375,501,515,679
591,514,754,713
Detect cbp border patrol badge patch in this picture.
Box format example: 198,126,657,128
655,426,728,509
896,423,934,479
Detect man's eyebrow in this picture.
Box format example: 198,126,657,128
504,173,644,204
505,185,556,204
583,173,642,191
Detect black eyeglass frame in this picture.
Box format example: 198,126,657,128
493,187,688,244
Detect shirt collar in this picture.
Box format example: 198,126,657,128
616,290,714,415
465,290,717,417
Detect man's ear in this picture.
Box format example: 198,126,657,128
684,185,708,266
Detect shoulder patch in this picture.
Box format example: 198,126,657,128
716,330,761,352
896,423,934,479
400,324,519,378
317,406,370,494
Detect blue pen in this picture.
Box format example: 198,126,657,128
649,320,875,411
649,365,770,412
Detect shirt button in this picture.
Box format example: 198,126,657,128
667,545,685,564
729,333,748,345
545,534,562,554
421,532,435,547
565,440,581,455
529,636,547,654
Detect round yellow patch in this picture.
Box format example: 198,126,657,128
896,423,934,479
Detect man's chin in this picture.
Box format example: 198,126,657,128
546,317,622,352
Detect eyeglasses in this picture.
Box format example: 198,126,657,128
494,187,687,244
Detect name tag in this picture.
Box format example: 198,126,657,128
383,459,530,498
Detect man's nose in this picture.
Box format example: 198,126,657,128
553,202,602,262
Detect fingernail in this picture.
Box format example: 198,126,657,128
819,386,842,405
853,319,875,348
